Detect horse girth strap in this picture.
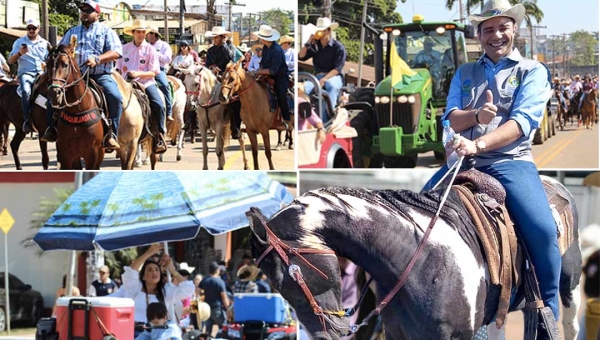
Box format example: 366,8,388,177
453,185,518,328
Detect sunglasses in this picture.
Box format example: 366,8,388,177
26,27,38,31
80,7,96,14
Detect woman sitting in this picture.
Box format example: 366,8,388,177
171,41,195,74
122,244,195,337
51,274,81,317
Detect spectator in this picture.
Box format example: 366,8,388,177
279,35,295,72
199,262,230,336
298,85,326,144
88,265,118,297
233,265,258,293
135,302,182,340
52,274,80,316
584,249,600,298
247,45,262,72
338,256,358,340
171,41,195,73
254,270,271,293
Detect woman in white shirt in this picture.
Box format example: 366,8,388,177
171,41,195,72
122,243,195,337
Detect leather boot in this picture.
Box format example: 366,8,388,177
104,133,120,150
40,120,57,142
22,121,34,133
154,133,167,154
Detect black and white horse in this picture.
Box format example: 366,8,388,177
247,176,582,339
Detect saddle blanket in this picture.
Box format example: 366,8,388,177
266,90,295,116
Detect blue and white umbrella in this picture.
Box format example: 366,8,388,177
33,172,293,251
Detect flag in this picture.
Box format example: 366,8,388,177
390,40,417,87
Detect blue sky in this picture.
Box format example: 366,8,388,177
395,0,599,36
117,0,297,15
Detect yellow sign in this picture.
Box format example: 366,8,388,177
0,208,15,234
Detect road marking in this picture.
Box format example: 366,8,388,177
224,135,264,170
534,129,584,168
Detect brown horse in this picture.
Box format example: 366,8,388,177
581,88,597,130
46,44,105,169
0,77,50,169
219,60,294,170
182,64,248,170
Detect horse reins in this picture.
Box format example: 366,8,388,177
221,68,256,103
255,156,466,336
253,214,348,333
48,51,91,109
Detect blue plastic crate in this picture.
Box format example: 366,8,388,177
233,293,287,324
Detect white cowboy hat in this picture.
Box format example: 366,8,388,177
236,265,259,281
179,262,195,273
468,0,525,29
147,25,161,38
239,43,250,53
278,35,294,44
205,26,232,38
196,301,211,322
315,17,339,31
257,25,280,42
123,19,150,36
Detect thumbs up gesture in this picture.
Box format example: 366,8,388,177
476,90,498,124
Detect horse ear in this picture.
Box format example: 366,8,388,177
246,208,269,244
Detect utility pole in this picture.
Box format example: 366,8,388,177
42,0,48,40
357,0,368,87
458,0,464,24
531,25,546,60
179,0,185,38
551,35,556,77
322,0,331,18
562,34,567,77
225,2,245,31
164,0,169,43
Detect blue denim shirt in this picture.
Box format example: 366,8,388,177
134,322,181,340
10,36,49,77
59,22,123,75
299,38,346,75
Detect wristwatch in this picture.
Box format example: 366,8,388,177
474,139,486,154
94,56,101,65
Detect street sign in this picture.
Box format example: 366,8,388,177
0,208,15,234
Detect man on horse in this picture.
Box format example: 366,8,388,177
578,74,594,113
298,17,346,121
0,53,11,81
41,0,122,150
205,26,242,139
424,0,560,335
251,25,293,130
146,26,174,122
7,18,49,133
569,74,582,99
117,20,167,154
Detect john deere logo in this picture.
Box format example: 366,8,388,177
508,75,519,87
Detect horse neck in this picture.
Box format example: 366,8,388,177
237,69,256,97
65,71,95,112
199,69,214,103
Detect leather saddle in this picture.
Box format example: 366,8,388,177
450,169,574,327
255,76,294,131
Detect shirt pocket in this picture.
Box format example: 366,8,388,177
94,34,105,54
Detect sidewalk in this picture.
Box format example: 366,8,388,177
0,337,35,340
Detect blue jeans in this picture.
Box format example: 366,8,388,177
578,92,587,112
423,160,562,320
19,73,36,122
303,73,343,121
155,71,173,117
92,73,123,135
145,84,166,134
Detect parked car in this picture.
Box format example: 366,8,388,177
0,272,44,332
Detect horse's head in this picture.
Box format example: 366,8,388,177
46,44,82,107
218,60,243,104
182,65,202,112
246,207,349,340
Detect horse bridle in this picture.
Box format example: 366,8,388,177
47,51,91,109
253,212,350,334
220,67,256,103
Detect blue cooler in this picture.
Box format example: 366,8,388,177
234,293,287,324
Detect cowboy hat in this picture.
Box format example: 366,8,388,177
205,26,232,38
179,262,195,273
146,25,161,38
236,265,259,281
123,19,150,36
257,25,280,42
195,301,211,322
238,43,251,53
468,0,525,29
278,35,294,44
315,17,339,31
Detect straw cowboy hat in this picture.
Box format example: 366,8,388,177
278,35,294,44
205,26,232,38
195,301,211,322
147,25,161,38
468,0,525,29
179,262,195,273
257,25,280,42
236,265,259,281
123,19,150,36
315,17,339,31
238,43,251,53
252,44,263,53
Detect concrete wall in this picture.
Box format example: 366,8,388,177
0,175,74,311
2,0,40,29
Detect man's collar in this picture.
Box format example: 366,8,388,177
478,48,522,65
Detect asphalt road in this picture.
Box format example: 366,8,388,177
0,128,295,171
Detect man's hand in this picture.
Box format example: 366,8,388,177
453,135,477,157
319,77,327,88
477,90,497,124
127,71,138,79
317,129,326,144
86,55,98,68
18,45,29,57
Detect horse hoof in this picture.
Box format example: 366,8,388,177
142,160,148,165
159,155,163,162
289,144,294,150
177,155,182,161
275,145,281,151
2,150,6,156
171,140,177,146
190,139,195,144
134,161,142,168
244,166,250,170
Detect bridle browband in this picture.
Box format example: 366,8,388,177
253,157,466,336
47,50,91,109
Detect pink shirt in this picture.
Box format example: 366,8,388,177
117,40,159,87
297,96,323,130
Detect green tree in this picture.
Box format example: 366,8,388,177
569,30,599,66
260,9,293,36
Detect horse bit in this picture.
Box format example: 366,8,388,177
48,51,91,109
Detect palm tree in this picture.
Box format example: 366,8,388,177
444,0,484,21
509,0,544,59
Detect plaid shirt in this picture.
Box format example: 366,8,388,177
60,22,123,75
234,280,258,294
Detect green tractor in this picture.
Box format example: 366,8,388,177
349,15,475,168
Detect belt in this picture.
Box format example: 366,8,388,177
160,67,166,71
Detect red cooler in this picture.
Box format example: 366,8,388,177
56,297,134,340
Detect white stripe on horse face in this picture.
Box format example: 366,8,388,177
408,207,485,332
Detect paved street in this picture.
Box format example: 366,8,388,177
0,128,295,171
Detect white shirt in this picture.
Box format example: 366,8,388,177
151,39,173,69
0,54,7,77
248,55,261,71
